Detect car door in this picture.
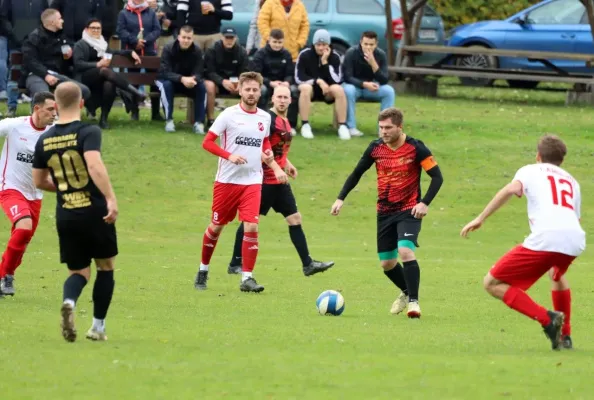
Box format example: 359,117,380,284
332,0,387,55
301,0,331,33
502,0,584,71
571,12,594,73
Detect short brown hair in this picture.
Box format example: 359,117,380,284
239,71,263,87
180,25,194,34
270,29,284,40
378,107,403,126
361,31,378,41
41,8,59,24
537,134,567,166
54,82,82,110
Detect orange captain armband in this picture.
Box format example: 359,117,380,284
420,156,438,171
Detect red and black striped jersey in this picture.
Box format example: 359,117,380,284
262,110,292,184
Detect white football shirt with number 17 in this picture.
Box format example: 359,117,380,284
513,163,585,256
208,104,271,185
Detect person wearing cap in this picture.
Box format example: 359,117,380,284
204,27,248,126
249,28,298,133
294,29,350,140
257,0,308,62
342,30,395,137
156,25,207,134
175,0,233,52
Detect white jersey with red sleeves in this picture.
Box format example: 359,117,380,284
0,117,51,200
209,104,271,185
513,163,585,256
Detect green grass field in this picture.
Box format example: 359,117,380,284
1,83,593,399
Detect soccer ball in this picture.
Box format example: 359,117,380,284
316,290,345,316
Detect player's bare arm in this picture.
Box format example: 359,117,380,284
31,168,57,192
202,132,246,165
411,165,444,219
84,151,118,224
460,180,523,237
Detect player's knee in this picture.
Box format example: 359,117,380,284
14,216,33,231
209,223,224,235
380,259,397,271
397,246,415,262
69,266,91,280
95,257,115,271
285,212,302,225
483,274,497,294
243,222,258,233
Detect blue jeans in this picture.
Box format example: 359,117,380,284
342,83,396,129
155,79,206,123
0,37,7,92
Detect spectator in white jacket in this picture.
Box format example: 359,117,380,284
246,0,265,56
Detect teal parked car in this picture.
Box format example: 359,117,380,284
227,0,445,64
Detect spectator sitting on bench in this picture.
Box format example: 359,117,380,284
342,30,395,137
155,25,207,134
22,9,91,103
204,27,248,126
249,28,298,134
294,29,349,140
117,0,163,121
73,18,147,129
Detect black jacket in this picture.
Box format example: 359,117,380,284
159,0,178,37
342,44,389,88
0,0,49,48
294,45,342,86
176,0,232,35
50,0,105,42
72,39,132,78
205,40,248,86
102,0,121,40
249,44,293,86
22,26,73,78
158,40,204,82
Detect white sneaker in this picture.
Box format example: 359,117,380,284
407,301,421,319
349,127,364,137
193,122,205,134
86,328,108,341
165,119,175,133
337,125,351,140
290,128,297,136
390,292,409,315
301,123,314,139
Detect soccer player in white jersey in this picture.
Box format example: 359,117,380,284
195,71,288,293
461,135,585,351
0,92,57,296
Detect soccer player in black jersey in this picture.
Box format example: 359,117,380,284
32,82,118,342
331,107,443,318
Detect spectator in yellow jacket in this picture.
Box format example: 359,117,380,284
257,0,308,61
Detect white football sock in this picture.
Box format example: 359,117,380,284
92,318,105,332
63,299,75,308
199,264,209,271
241,272,252,282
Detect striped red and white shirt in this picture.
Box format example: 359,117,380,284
0,117,51,200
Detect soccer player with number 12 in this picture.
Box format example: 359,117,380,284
461,135,586,350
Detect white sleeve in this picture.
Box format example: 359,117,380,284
512,165,531,196
0,118,19,138
208,110,228,136
575,182,581,219
264,115,271,137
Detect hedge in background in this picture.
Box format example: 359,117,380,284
430,0,542,30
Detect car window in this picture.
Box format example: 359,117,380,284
337,0,383,15
527,0,585,25
302,0,329,13
392,1,438,16
233,0,257,12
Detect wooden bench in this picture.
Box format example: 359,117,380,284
392,44,594,85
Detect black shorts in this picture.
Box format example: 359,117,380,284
260,183,298,218
312,84,336,104
377,211,422,255
57,218,118,270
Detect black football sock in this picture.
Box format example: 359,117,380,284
63,274,88,305
93,270,115,320
301,120,309,126
384,263,408,294
403,260,420,302
289,225,313,266
229,223,244,266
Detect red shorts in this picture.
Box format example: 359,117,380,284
490,245,576,291
0,189,42,233
211,182,262,225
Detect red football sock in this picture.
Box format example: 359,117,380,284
241,232,259,273
0,229,33,277
552,289,571,336
503,286,551,326
200,227,219,265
